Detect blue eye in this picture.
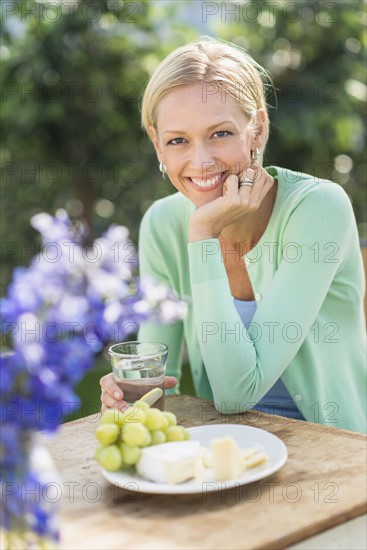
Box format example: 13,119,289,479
167,137,186,145
167,130,232,145
213,130,232,138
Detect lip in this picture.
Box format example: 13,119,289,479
184,172,228,192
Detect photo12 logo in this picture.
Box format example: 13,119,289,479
1,1,143,24
201,480,339,504
201,2,340,25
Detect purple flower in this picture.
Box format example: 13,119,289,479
0,424,19,467
1,210,188,544
31,209,77,245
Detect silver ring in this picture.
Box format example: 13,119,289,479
239,178,253,187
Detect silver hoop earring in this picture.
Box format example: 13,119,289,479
251,147,260,162
159,161,167,179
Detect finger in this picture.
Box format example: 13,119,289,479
254,168,275,199
250,165,262,183
100,373,123,401
164,376,178,389
238,167,255,197
262,174,275,198
101,390,129,411
248,169,274,209
223,174,239,197
251,165,273,188
238,162,256,183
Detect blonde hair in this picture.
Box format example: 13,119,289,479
141,37,274,154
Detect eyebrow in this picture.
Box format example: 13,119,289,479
162,120,235,135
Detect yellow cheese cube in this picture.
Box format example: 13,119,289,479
211,436,245,481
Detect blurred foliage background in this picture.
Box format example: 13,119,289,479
1,0,366,292
1,0,366,414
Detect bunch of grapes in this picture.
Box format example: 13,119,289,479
95,402,190,471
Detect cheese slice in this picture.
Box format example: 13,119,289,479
244,452,268,469
202,450,213,469
240,448,257,460
211,436,245,481
136,441,202,484
203,447,264,471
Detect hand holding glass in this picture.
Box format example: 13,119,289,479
108,342,168,411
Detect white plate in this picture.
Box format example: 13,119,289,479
101,424,287,494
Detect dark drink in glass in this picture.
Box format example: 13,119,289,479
114,376,165,410
108,342,168,411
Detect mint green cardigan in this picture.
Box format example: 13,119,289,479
138,167,366,432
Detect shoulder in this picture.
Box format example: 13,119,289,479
273,166,354,219
269,167,357,252
139,192,194,248
141,192,193,228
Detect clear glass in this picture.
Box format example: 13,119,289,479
108,341,168,410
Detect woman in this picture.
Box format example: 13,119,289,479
100,38,366,432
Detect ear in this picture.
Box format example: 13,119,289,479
251,109,267,150
148,125,164,163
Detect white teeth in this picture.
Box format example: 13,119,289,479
190,173,224,187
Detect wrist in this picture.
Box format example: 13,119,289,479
188,222,217,243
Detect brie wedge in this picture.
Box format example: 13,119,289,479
136,441,202,484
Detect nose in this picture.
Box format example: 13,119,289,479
188,143,218,176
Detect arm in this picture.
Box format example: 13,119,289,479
138,206,185,394
188,183,356,411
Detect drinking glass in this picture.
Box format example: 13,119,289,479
108,341,168,410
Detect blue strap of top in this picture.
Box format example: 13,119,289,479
233,297,305,421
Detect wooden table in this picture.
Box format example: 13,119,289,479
44,395,367,550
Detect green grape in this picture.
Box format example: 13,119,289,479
121,406,146,425
150,430,166,445
134,400,150,412
162,411,177,427
95,423,120,445
119,443,141,465
160,415,169,431
143,430,152,447
122,422,150,447
166,426,185,442
96,403,190,472
144,408,165,430
131,406,147,424
100,408,126,428
96,444,123,471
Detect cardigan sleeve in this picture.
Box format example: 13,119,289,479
137,206,184,394
188,182,356,412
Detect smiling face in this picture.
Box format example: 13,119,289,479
149,83,262,207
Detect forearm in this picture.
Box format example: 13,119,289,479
188,239,271,409
187,227,348,412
